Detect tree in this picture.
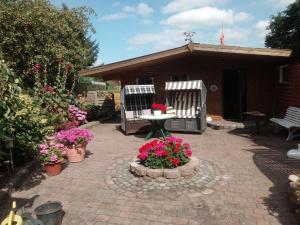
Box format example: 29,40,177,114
0,0,98,89
265,0,300,52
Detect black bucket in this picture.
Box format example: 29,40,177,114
34,201,63,225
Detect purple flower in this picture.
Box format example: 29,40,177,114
50,154,58,162
55,128,93,146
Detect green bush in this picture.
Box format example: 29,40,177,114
84,103,101,121
1,94,53,163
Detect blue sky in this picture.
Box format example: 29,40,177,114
51,0,295,65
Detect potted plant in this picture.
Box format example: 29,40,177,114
38,143,66,176
151,103,167,116
55,128,93,163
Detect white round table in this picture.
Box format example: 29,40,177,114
140,114,176,140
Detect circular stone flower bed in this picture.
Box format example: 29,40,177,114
130,156,199,179
130,136,199,179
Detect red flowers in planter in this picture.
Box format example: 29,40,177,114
136,136,192,169
151,103,167,112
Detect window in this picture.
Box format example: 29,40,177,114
136,77,154,85
279,65,288,84
170,75,189,81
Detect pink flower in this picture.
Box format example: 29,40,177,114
137,151,149,160
40,149,48,155
184,149,192,157
39,144,47,150
155,149,164,157
50,154,58,162
183,142,190,149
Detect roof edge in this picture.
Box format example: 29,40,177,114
80,43,292,77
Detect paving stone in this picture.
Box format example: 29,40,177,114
163,169,181,179
134,165,148,176
2,124,299,225
146,168,163,178
178,164,194,177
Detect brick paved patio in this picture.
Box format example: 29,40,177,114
1,123,300,225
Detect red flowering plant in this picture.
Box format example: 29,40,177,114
151,103,167,112
137,136,192,169
32,60,87,131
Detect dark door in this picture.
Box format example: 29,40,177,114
222,69,246,120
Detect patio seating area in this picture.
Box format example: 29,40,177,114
1,122,300,225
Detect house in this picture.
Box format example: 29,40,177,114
80,43,300,121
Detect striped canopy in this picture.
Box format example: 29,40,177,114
165,80,204,90
124,84,155,95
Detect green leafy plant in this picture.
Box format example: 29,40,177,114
32,61,86,131
83,103,101,121
0,0,98,89
0,59,21,120
2,94,53,163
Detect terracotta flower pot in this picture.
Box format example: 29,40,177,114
66,144,86,163
44,161,62,176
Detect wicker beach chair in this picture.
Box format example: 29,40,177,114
164,80,207,133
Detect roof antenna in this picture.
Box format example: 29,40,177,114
183,32,195,44
220,23,225,46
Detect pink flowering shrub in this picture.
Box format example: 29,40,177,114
55,128,93,146
68,105,87,125
38,143,66,165
137,136,192,169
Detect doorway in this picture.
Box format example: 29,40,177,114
222,69,247,120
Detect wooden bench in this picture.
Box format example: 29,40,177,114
270,106,300,141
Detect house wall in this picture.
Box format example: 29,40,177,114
105,54,282,118
277,59,300,116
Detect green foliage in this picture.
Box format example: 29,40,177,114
33,62,81,130
0,0,98,89
0,59,21,120
265,0,300,51
83,103,101,121
1,94,53,163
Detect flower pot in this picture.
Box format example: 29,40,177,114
44,161,62,176
153,110,162,116
66,145,86,163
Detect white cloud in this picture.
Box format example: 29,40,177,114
122,2,153,16
267,0,295,7
100,12,127,21
137,3,153,16
255,20,270,40
161,0,228,14
141,19,154,25
161,7,250,29
128,29,186,51
123,5,135,13
215,27,251,42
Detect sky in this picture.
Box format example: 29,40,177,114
51,0,296,65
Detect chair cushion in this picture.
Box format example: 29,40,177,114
173,91,200,118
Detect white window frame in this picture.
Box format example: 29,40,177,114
136,77,154,85
279,65,288,84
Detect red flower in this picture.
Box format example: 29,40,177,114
43,85,54,93
172,158,180,167
173,143,181,153
152,103,167,111
162,150,169,156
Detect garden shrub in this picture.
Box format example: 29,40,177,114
84,103,102,121
2,94,53,163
